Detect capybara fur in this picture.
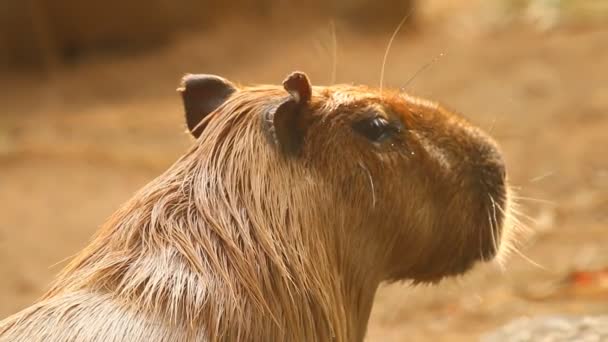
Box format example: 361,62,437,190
0,72,511,341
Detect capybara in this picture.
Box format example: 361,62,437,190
0,71,511,341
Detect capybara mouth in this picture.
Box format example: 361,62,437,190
394,193,510,284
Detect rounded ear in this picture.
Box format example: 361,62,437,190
266,71,313,155
178,74,236,138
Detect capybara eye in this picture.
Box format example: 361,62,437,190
352,117,393,143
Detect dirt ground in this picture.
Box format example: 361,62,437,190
1,11,607,341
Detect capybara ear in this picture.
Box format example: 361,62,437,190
178,74,237,138
268,71,313,155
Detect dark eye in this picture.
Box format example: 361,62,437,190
352,116,394,143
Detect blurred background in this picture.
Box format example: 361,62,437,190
1,0,607,340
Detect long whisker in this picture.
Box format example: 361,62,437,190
379,10,415,93
504,190,539,226
508,207,537,226
481,206,493,263
402,52,445,91
500,201,531,225
489,195,499,255
495,198,532,237
359,161,376,208
329,20,338,84
493,199,548,271
508,245,548,271
510,195,557,206
529,171,556,183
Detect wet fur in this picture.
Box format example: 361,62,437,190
0,84,509,341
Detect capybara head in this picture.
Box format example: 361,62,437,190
180,71,509,285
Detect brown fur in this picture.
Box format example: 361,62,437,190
0,78,510,341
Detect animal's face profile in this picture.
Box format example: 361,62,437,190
180,71,509,284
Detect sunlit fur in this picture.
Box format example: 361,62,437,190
0,83,510,342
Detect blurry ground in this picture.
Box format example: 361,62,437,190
1,2,607,341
